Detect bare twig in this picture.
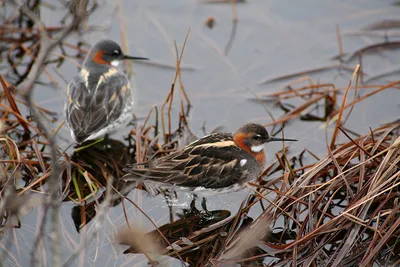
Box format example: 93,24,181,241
8,1,87,266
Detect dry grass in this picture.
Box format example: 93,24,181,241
1,1,400,266
253,119,400,266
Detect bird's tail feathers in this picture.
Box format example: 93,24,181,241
122,168,176,181
121,172,163,197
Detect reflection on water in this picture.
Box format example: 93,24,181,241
62,138,135,231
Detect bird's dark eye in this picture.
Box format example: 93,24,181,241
253,134,263,140
112,50,120,56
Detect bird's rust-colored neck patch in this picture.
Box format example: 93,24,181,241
233,132,265,165
92,51,109,65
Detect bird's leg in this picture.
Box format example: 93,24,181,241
201,197,209,212
161,189,174,223
103,133,110,148
168,203,174,223
162,189,172,206
190,194,198,210
199,197,215,221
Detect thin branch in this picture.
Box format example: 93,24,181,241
8,1,87,266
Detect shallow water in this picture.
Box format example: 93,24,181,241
1,0,400,266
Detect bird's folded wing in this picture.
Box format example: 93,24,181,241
65,73,130,141
123,142,247,189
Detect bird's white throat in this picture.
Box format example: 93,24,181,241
111,60,120,67
250,144,264,153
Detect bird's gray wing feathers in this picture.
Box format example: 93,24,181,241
123,143,256,189
65,73,131,143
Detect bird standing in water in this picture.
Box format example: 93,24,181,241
65,39,148,144
122,123,296,195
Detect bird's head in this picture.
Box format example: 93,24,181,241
84,39,148,67
233,123,297,155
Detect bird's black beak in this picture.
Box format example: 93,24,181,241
123,55,149,60
268,136,297,142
